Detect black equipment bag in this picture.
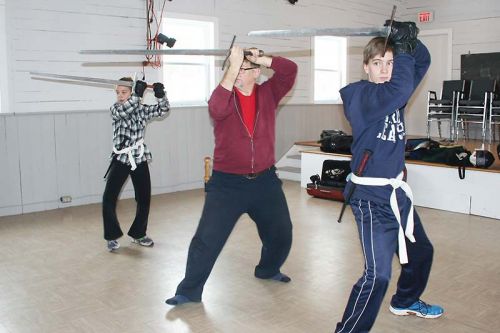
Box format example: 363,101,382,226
306,160,351,201
416,146,473,167
406,145,473,179
318,130,353,154
405,138,440,153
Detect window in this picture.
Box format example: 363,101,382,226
0,4,5,113
162,16,216,106
313,36,347,103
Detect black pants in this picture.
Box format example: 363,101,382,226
174,167,293,301
102,161,151,241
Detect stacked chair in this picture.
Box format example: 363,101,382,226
426,80,469,141
454,79,497,143
489,90,500,142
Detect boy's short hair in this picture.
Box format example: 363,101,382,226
363,37,394,64
118,77,133,90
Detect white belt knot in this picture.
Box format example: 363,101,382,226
389,178,401,188
113,138,145,170
350,171,415,264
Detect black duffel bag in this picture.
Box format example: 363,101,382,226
318,130,353,154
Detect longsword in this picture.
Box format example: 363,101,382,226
80,48,263,57
29,71,153,88
80,35,264,71
247,5,396,40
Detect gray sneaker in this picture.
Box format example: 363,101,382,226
107,240,120,251
132,236,154,247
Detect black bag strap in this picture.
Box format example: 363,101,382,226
458,165,466,179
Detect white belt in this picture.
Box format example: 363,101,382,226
113,138,144,170
350,171,415,264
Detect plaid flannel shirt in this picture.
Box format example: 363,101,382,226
110,94,170,167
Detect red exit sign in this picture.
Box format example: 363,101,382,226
418,11,434,23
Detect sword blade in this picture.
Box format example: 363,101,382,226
248,27,389,38
80,49,230,56
221,35,237,71
30,71,133,87
383,5,397,55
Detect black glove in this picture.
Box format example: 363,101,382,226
134,80,147,97
385,20,419,55
152,82,165,98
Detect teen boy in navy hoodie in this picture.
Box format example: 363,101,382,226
335,22,443,333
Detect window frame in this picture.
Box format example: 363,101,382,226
312,36,347,104
0,3,8,114
161,13,218,107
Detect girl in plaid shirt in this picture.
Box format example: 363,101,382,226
103,77,170,251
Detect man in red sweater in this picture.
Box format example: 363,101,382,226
166,46,298,305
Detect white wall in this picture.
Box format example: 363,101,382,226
1,0,382,216
0,104,346,217
401,0,500,80
7,0,400,113
0,0,9,115
400,0,500,138
2,0,499,216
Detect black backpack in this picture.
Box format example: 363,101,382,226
318,130,353,154
319,160,351,187
307,160,351,202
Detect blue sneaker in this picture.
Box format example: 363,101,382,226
390,300,444,319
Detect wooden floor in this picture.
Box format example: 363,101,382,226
0,181,499,333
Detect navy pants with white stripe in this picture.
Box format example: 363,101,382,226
174,167,293,301
335,197,434,333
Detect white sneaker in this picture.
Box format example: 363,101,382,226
107,240,120,251
132,236,154,247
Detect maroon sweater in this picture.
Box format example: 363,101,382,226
208,57,298,174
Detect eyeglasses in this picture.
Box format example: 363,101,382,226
239,67,259,73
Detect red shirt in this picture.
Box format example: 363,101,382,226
235,86,256,136
208,57,298,174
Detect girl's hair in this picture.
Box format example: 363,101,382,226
363,37,394,64
118,77,133,90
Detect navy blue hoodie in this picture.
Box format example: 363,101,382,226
340,41,431,203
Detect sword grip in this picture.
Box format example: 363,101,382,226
337,149,372,223
357,150,372,175
244,50,264,57
204,156,211,184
